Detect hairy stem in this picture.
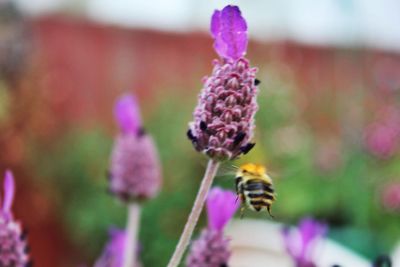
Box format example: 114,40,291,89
123,203,140,267
166,159,220,267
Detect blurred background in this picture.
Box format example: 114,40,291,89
0,0,399,266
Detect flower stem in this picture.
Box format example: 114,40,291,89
123,203,140,267
167,159,220,267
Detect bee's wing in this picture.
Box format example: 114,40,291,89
215,163,238,178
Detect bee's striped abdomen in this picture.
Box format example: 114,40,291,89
245,180,274,193
243,179,275,212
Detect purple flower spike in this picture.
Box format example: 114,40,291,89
206,187,239,231
0,170,30,267
186,230,230,267
114,94,142,135
186,187,237,266
109,133,162,202
188,5,258,161
282,218,327,267
109,94,162,203
3,170,15,216
211,5,248,60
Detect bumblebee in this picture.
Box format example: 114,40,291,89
235,163,276,218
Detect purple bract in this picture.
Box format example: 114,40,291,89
94,228,141,267
211,5,248,60
206,187,239,231
282,218,326,267
114,94,142,135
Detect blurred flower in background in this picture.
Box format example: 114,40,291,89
282,218,326,267
381,182,400,213
109,94,161,202
186,187,239,267
94,227,141,267
365,107,400,159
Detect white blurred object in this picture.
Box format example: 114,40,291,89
393,242,400,267
13,0,66,15
225,219,370,267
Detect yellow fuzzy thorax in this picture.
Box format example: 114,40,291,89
237,163,271,183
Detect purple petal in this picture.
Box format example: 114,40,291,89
94,228,126,267
108,227,126,255
282,218,326,266
298,218,326,247
210,5,248,60
220,6,247,32
210,10,221,37
206,187,239,231
3,170,15,215
298,218,327,264
114,94,142,135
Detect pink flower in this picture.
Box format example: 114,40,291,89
366,123,399,159
211,5,248,60
206,187,239,231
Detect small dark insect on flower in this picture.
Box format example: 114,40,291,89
254,79,261,86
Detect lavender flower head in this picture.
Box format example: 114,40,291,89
94,228,141,267
187,5,259,161
186,187,239,267
282,218,327,267
0,170,29,267
109,94,162,202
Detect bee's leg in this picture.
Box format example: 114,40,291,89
235,195,240,204
267,205,274,219
240,206,245,219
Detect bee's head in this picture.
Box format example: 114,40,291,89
239,163,267,176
